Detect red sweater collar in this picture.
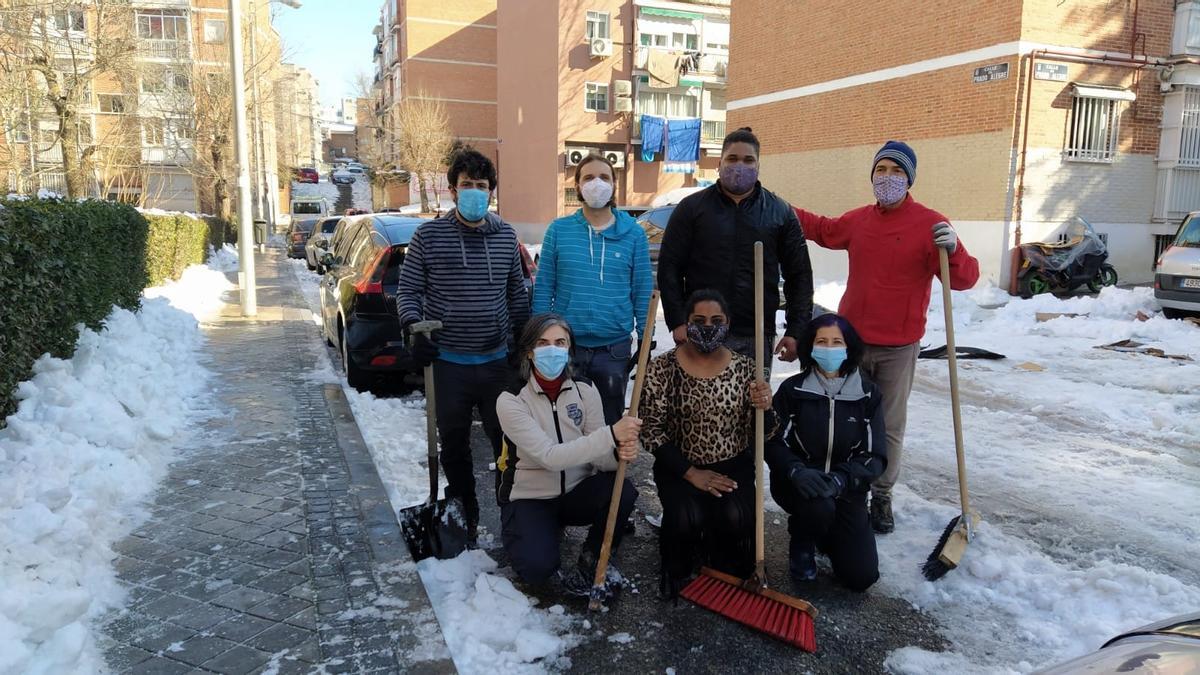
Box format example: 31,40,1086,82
533,372,565,401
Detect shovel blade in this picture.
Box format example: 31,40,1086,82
399,497,470,562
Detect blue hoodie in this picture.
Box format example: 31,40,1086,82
532,208,653,348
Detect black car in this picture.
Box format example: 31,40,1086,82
288,218,318,258
318,215,425,391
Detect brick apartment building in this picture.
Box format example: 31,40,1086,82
729,0,1199,287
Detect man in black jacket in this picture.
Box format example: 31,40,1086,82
658,127,813,367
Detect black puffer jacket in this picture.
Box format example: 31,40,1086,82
765,368,887,494
657,183,813,339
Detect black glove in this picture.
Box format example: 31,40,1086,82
788,466,841,499
408,331,439,367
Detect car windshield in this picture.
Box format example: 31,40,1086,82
292,202,322,214
320,219,339,233
1174,215,1200,247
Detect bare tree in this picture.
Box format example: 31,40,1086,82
393,90,451,213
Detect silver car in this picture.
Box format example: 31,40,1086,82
1040,612,1200,673
304,216,342,272
1155,212,1200,319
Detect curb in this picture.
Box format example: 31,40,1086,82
321,383,456,672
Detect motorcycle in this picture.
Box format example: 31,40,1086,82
1017,217,1119,298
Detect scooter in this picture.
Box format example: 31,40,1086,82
1017,217,1118,298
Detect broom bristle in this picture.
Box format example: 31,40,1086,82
679,573,817,652
922,515,962,581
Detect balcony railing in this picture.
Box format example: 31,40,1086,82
139,38,190,60
142,146,194,165
701,120,726,143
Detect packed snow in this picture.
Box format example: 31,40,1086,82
287,250,1200,673
0,254,232,674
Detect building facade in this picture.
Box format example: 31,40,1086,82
729,0,1194,287
275,63,322,170
497,0,730,236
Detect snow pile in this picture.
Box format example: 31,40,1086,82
0,262,224,673
878,488,1200,674
342,389,444,510
418,550,578,674
206,244,240,272
144,261,235,322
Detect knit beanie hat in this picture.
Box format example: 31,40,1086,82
872,140,917,186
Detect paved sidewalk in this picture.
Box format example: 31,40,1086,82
98,251,451,674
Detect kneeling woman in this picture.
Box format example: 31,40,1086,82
640,290,774,597
495,313,641,595
766,313,887,591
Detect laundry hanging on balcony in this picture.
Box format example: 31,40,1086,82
666,118,701,162
640,115,665,162
647,50,681,89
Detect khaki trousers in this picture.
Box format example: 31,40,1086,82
860,341,921,495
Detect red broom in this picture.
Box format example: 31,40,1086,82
678,242,818,652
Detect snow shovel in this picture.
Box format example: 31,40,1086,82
678,242,818,651
589,290,659,611
399,320,470,562
922,247,981,580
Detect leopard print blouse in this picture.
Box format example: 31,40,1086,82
640,349,761,466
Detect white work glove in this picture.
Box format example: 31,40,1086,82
932,222,957,253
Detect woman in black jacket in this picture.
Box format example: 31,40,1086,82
766,313,887,591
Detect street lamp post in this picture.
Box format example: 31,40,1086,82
228,0,257,316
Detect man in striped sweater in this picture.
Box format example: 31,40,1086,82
397,149,530,536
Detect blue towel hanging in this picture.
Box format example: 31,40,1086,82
666,118,701,162
640,115,664,162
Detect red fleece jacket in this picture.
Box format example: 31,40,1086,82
795,196,980,346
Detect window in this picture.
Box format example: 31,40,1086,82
585,11,609,40
705,42,729,52
143,118,164,145
168,118,193,142
141,68,190,94
636,88,699,118
136,9,187,41
669,32,697,50
5,115,30,143
98,94,128,113
1065,89,1130,162
585,82,609,112
203,19,227,44
51,9,85,32
639,33,668,47
1179,87,1200,167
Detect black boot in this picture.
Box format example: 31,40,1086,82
788,537,817,582
870,491,894,534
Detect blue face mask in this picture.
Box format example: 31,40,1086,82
532,345,570,380
811,346,847,374
456,188,490,222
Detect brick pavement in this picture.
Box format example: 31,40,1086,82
98,251,451,674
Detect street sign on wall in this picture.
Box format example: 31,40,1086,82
973,63,1010,83
1035,63,1069,81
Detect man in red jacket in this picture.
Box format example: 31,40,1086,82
794,140,979,533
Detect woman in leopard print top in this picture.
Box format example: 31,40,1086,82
639,289,775,598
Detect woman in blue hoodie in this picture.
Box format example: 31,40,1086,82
532,153,654,424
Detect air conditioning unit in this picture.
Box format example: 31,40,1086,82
604,150,626,169
613,80,632,97
589,37,613,58
614,97,633,113
565,147,597,167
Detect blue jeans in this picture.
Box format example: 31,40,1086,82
572,339,632,424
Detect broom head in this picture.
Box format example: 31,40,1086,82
680,567,818,652
922,515,970,581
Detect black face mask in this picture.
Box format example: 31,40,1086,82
686,322,729,353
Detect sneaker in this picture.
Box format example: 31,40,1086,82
788,538,817,582
870,492,894,534
554,567,592,598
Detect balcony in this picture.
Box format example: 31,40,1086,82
633,46,727,84
631,115,726,147
139,38,190,61
142,146,194,165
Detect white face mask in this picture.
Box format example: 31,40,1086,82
580,178,614,209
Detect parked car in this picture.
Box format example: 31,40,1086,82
295,167,319,184
378,207,405,213
1040,612,1200,673
287,218,318,258
347,163,366,176
518,241,538,305
304,216,342,272
331,167,355,185
290,195,329,219
637,204,674,272
319,215,426,391
1155,211,1200,319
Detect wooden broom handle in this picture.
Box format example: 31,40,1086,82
938,248,971,520
753,243,766,580
589,291,660,610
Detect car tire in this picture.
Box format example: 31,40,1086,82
1162,307,1189,320
306,259,315,271
340,324,370,391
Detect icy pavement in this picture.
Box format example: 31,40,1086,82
291,176,372,215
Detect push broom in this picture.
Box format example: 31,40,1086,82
678,242,818,652
589,290,660,611
922,246,981,581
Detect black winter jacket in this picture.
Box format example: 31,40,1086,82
765,368,887,494
657,183,813,339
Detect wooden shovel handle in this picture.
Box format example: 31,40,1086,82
589,291,660,610
938,248,971,520
753,242,766,580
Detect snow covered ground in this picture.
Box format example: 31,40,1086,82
290,176,372,215
0,252,233,674
288,249,1200,674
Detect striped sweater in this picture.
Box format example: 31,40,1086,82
396,210,530,355
531,208,653,348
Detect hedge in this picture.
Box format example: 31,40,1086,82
0,198,212,424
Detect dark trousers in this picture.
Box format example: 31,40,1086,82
654,453,755,588
572,339,632,424
432,357,510,524
500,472,638,584
724,334,775,376
770,476,879,592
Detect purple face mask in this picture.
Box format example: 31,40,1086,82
872,174,908,206
720,163,759,195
